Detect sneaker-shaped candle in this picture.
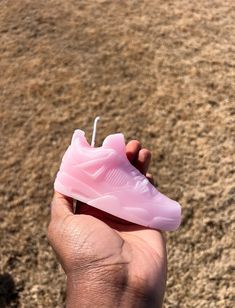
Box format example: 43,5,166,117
54,117,181,231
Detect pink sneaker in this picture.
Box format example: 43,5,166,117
54,130,181,231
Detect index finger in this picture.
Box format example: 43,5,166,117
126,140,141,162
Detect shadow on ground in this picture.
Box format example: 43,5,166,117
0,273,19,307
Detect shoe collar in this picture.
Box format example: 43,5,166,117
72,129,126,156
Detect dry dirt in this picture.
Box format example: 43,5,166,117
0,0,234,307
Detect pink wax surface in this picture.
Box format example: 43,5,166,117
54,129,181,231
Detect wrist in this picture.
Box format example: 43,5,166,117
66,265,161,308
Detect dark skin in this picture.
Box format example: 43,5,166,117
48,141,167,307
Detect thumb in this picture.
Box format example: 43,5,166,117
50,191,74,222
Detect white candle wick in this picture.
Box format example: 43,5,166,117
91,116,100,147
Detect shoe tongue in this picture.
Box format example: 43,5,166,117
102,133,126,155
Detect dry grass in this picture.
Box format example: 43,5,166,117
0,0,234,307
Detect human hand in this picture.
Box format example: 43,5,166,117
48,141,167,307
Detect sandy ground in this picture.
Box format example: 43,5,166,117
0,0,234,307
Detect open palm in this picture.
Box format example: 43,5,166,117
48,141,167,306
